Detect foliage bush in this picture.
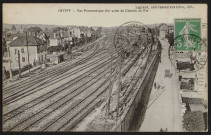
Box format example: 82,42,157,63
183,111,206,132
47,46,64,53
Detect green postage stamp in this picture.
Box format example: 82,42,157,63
174,18,201,51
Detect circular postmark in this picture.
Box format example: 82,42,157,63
168,34,207,72
113,21,151,63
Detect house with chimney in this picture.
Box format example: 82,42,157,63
8,35,47,70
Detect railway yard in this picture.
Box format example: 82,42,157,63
2,4,208,132
3,31,160,132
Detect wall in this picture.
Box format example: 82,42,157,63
10,46,37,70
112,51,160,131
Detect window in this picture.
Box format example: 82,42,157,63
22,57,25,62
21,48,24,53
15,49,17,55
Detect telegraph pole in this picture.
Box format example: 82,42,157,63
18,50,21,78
26,32,31,75
8,47,13,79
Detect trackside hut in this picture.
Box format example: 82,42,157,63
9,36,47,70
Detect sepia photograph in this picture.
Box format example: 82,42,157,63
2,3,208,132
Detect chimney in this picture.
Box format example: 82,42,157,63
54,33,56,38
60,32,63,37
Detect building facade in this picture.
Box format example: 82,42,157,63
8,36,47,70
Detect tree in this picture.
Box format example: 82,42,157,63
183,111,206,132
52,27,67,32
47,46,64,53
28,26,42,33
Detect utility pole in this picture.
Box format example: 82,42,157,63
18,50,21,78
8,47,13,79
26,32,31,75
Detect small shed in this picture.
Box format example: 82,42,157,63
49,52,65,64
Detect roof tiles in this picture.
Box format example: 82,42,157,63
9,36,46,46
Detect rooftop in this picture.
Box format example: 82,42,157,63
9,36,46,47
182,97,203,104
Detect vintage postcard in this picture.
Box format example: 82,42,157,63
2,3,208,132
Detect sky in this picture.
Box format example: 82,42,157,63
3,4,207,27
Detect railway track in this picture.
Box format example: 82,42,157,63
3,33,153,131
3,52,118,106
3,43,148,131
3,35,109,92
4,57,117,131
3,55,117,121
3,45,136,120
3,36,112,98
